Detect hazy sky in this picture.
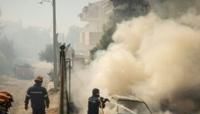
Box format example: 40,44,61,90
0,0,99,34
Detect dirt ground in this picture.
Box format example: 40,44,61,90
0,76,59,114
47,89,59,114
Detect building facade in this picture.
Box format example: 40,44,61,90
79,0,112,58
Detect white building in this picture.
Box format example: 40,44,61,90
79,0,112,57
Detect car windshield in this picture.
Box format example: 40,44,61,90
117,99,151,114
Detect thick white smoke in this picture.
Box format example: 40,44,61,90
74,1,200,114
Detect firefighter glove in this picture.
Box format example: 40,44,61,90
25,105,28,110
46,104,49,109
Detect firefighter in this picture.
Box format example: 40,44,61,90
88,88,109,114
0,91,13,114
25,76,50,114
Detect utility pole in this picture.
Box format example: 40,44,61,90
60,45,66,114
52,0,59,88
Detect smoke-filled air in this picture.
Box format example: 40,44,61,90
73,0,200,114
1,0,200,114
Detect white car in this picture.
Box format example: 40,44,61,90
107,95,152,114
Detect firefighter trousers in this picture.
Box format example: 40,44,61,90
0,111,7,114
32,108,46,114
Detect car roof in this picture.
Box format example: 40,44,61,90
111,95,152,114
111,95,144,103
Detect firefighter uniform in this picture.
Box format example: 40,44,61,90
88,96,101,114
87,88,109,114
0,91,13,114
25,76,49,114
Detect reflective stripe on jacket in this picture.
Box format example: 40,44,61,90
25,84,49,109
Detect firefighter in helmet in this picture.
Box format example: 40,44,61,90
0,91,13,114
88,88,109,114
25,76,50,114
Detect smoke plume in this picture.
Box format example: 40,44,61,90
150,0,200,18
74,0,200,114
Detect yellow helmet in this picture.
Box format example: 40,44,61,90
35,76,43,82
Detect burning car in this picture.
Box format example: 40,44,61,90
108,95,152,114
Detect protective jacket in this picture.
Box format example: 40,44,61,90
0,91,13,114
88,96,100,114
88,96,106,114
25,84,49,110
